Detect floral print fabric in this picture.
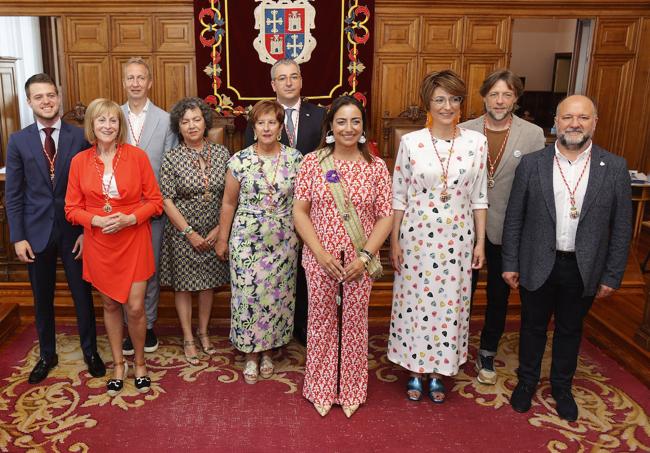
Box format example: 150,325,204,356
228,145,303,353
388,127,488,376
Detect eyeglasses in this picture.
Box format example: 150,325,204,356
487,91,515,100
274,74,301,84
431,96,463,106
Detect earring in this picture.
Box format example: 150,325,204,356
425,112,433,129
325,130,335,144
358,132,367,144
253,132,258,141
277,134,282,141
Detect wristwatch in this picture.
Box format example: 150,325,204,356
180,225,194,236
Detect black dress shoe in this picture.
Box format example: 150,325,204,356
552,389,578,422
28,356,58,384
144,328,159,353
122,336,135,356
84,352,106,378
510,381,535,413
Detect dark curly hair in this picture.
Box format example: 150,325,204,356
169,97,214,143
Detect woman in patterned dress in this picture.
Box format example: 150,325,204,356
159,97,229,365
216,100,302,384
388,70,488,403
293,96,393,418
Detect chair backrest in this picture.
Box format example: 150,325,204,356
207,115,236,153
381,105,426,171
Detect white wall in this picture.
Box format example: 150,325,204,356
0,17,43,128
510,19,577,92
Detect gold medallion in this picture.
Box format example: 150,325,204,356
487,177,495,188
103,203,113,213
440,192,451,203
203,192,213,202
569,206,579,219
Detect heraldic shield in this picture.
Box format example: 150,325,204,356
253,0,317,64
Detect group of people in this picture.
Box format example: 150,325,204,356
5,55,631,422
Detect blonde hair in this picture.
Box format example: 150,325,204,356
123,57,152,80
84,98,127,144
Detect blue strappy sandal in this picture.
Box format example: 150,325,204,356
406,376,423,401
428,377,446,404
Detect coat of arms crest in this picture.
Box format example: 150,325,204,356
253,0,317,64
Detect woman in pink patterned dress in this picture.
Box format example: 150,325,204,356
293,96,393,418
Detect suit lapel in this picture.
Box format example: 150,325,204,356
27,124,52,186
494,115,522,178
538,146,556,223
296,104,314,150
53,123,73,191
138,107,160,151
579,145,606,221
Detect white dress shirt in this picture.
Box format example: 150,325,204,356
126,99,150,146
37,118,62,150
553,142,592,251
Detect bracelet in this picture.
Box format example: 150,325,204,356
358,253,370,265
180,225,194,236
360,248,373,260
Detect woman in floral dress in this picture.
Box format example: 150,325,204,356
388,70,488,403
293,96,393,418
216,100,302,384
159,97,230,365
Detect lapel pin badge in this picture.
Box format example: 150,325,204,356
306,113,310,117
600,161,605,166
513,150,522,158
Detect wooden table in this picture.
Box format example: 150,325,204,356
632,183,650,238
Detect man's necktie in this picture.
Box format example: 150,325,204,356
285,108,295,144
43,127,56,159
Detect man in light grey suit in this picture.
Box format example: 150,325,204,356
120,57,177,355
461,69,545,385
502,95,632,421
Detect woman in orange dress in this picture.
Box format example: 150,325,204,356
65,98,162,396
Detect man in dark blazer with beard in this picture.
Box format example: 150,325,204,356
244,58,326,346
5,73,105,383
501,95,632,422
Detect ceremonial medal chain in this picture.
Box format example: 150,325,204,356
429,127,458,203
191,141,213,201
127,116,144,147
554,152,591,220
93,144,123,213
255,143,284,209
42,144,57,185
483,117,512,188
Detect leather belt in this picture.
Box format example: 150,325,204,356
556,250,576,260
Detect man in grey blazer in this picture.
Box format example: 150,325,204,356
120,57,177,355
461,69,545,385
502,95,632,421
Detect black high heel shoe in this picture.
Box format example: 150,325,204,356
107,361,128,396
134,361,151,393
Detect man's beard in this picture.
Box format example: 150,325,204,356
486,106,512,122
558,129,591,150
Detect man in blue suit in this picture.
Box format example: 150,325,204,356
5,73,105,383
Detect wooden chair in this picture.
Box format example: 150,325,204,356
207,115,236,153
381,105,427,171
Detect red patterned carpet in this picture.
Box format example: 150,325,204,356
0,325,648,453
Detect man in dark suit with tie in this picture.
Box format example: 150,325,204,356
5,73,105,383
244,58,326,346
501,95,632,421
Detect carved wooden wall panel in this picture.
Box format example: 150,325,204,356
418,55,462,82
66,56,111,106
464,17,510,54
154,17,194,53
587,56,634,154
155,55,196,112
64,16,109,53
375,16,419,53
0,58,19,167
420,17,463,53
594,18,639,55
110,16,153,54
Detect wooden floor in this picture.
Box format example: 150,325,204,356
1,236,649,388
